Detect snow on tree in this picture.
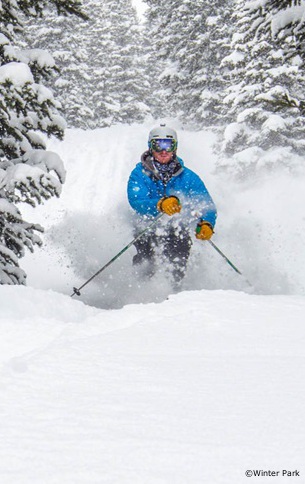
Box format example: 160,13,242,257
89,0,151,127
25,0,151,129
22,4,93,129
143,0,233,128
218,0,305,173
141,0,169,119
194,1,234,129
0,0,85,285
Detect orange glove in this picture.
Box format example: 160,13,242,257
157,196,181,216
195,221,214,240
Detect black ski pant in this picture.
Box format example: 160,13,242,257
133,225,192,282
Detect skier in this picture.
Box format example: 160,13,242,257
127,125,217,284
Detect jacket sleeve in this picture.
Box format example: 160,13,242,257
183,169,217,227
127,165,160,217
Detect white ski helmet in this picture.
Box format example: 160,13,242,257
148,124,178,149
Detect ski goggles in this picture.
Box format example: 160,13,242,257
150,138,177,152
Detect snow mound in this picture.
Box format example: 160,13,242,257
1,284,305,483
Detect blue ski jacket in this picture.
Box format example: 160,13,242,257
127,152,217,227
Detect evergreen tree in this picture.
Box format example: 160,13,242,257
194,1,233,129
23,9,93,129
0,0,84,284
26,0,151,129
142,0,174,119
219,0,305,170
90,0,150,126
143,0,233,128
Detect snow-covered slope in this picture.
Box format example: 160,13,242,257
21,122,305,308
1,285,305,483
1,123,305,482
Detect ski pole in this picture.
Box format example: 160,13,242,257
71,212,164,297
207,239,252,287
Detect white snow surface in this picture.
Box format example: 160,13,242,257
1,122,305,482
